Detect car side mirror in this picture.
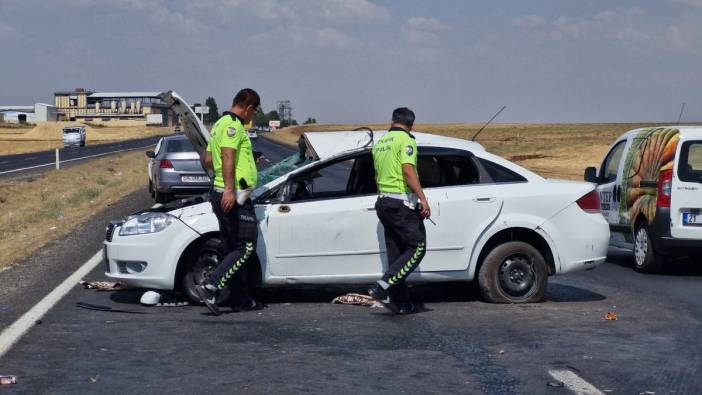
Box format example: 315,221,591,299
146,151,156,158
584,167,599,183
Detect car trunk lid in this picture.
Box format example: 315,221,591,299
671,134,702,239
158,91,210,160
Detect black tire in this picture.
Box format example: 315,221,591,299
478,241,548,303
148,180,154,197
154,190,170,203
180,238,231,305
633,222,664,273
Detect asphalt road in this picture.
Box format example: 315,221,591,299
1,137,701,394
0,135,166,178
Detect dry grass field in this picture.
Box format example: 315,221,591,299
0,150,149,270
0,122,171,155
263,123,687,180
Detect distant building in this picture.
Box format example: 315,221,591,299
53,89,176,126
0,105,36,123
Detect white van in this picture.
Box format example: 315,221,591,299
585,127,702,272
62,126,86,147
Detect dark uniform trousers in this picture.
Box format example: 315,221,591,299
375,196,427,302
208,190,259,302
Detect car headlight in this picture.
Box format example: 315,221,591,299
119,212,174,236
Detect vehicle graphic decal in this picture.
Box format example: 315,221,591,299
619,127,679,226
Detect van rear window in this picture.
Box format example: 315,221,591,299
678,141,702,183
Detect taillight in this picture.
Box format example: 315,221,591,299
577,190,601,214
159,159,173,169
656,169,672,208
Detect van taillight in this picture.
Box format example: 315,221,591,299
577,190,601,214
159,159,173,169
656,169,672,208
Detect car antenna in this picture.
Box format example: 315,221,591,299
471,105,507,142
353,127,374,148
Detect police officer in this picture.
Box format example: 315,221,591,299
196,88,262,316
368,107,430,315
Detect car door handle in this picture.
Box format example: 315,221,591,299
473,196,496,203
278,205,291,213
365,207,376,211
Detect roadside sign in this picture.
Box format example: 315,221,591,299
269,120,281,130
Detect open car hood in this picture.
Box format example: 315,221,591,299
158,91,210,159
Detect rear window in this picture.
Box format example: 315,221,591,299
166,139,194,153
678,141,702,183
63,128,80,134
477,158,527,183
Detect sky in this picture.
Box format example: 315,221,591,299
1,0,702,124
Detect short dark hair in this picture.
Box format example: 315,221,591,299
392,107,415,128
232,88,260,109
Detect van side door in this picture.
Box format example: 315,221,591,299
597,138,631,246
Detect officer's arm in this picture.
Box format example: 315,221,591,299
221,147,237,212
402,164,430,218
222,147,236,190
203,151,213,170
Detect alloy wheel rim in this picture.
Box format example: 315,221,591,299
498,254,537,299
634,228,648,267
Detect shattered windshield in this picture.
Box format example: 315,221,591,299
257,154,315,186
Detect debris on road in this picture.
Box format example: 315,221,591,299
331,293,383,308
90,375,99,383
603,311,618,321
76,302,148,314
0,375,17,385
79,280,123,291
140,291,189,307
546,380,564,388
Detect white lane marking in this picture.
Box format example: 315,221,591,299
0,144,155,175
0,250,103,359
549,370,604,395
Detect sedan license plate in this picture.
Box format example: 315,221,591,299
181,175,209,183
682,212,702,227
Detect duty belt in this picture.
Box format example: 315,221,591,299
378,192,418,210
212,186,254,205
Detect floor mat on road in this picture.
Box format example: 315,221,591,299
331,293,383,308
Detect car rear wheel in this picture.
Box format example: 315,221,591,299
180,238,230,305
478,241,548,303
634,222,664,273
154,190,170,203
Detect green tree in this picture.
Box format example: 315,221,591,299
254,107,267,126
205,97,219,124
303,117,317,124
267,110,280,121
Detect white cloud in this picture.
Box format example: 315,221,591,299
513,7,702,54
0,22,20,39
402,17,448,47
250,25,360,50
670,0,702,7
512,15,546,29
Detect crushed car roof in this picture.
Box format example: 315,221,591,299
304,131,485,161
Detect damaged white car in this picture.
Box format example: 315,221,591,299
104,91,609,304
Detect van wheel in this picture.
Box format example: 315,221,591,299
478,241,547,303
180,238,230,305
634,223,664,273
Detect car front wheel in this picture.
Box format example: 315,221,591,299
180,238,231,305
634,222,663,273
478,241,548,303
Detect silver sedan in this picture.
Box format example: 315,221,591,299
147,135,210,203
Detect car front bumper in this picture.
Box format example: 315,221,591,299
104,219,200,290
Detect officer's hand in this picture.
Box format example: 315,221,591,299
221,189,236,213
256,155,267,165
420,199,431,219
